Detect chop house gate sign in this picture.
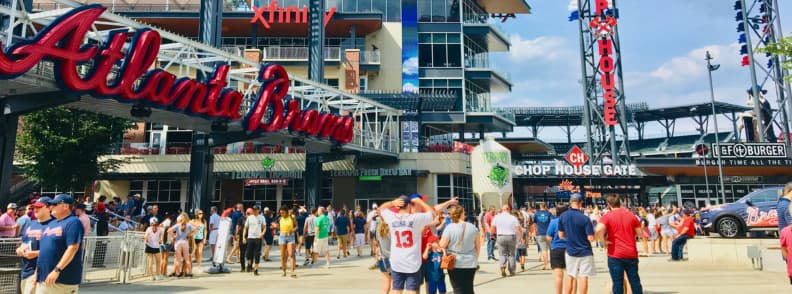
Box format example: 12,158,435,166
0,5,354,143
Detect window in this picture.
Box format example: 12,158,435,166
146,180,181,203
418,33,462,68
436,174,473,212
129,181,144,197
326,78,339,89
243,185,277,201
212,180,222,203
359,77,368,91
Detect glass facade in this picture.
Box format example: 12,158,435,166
256,0,403,21
418,0,461,22
418,33,462,68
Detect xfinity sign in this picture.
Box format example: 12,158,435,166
713,143,787,159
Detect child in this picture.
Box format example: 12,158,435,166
780,203,792,285
422,236,447,294
514,211,527,271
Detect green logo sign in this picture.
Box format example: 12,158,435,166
261,157,275,169
488,164,509,188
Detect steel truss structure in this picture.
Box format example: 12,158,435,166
0,0,401,154
737,0,791,145
575,0,631,165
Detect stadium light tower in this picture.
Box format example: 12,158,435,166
706,51,727,205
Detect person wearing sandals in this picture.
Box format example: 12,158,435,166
439,205,479,294
375,220,392,294
169,213,195,278
275,206,298,278
191,210,207,269
159,216,172,277
144,217,164,280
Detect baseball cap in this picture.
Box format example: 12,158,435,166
372,203,378,209
263,207,270,212
569,193,583,203
6,203,17,209
31,197,52,208
150,217,159,224
397,195,410,208
49,194,75,205
75,203,87,210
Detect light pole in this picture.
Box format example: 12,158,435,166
706,51,727,205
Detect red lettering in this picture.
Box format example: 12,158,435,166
248,2,336,29
599,56,614,73
595,0,609,15
0,5,355,144
597,39,612,56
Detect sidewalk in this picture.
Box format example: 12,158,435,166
79,240,789,294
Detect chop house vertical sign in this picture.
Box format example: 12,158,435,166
0,5,354,143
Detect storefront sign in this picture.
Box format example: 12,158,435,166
0,5,354,143
590,0,618,126
514,146,639,177
330,168,412,177
249,1,336,29
722,176,763,184
245,178,288,186
231,171,303,179
712,143,787,158
696,158,792,167
513,162,639,177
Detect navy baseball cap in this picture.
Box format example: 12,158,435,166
397,195,410,208
31,197,53,208
48,194,74,205
569,193,583,203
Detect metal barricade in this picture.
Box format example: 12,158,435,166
82,234,125,283
0,238,22,294
120,231,147,283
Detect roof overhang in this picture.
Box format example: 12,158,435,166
635,158,792,177
475,0,531,14
463,24,510,52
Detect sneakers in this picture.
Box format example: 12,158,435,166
325,263,330,269
253,269,259,276
303,259,311,266
521,264,525,271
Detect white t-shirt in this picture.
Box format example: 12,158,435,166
245,215,266,239
209,213,220,231
380,209,434,273
491,212,519,236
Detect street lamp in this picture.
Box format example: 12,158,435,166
705,51,727,205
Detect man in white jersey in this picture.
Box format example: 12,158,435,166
378,194,457,294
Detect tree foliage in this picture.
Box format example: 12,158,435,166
16,107,132,192
760,35,792,83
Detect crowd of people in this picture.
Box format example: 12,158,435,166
6,182,792,294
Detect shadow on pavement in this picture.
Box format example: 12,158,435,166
81,284,204,293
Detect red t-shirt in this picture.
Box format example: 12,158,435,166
678,216,696,237
97,202,106,214
599,208,640,259
421,228,435,262
484,212,494,227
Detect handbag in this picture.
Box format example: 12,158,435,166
642,227,651,238
441,223,466,270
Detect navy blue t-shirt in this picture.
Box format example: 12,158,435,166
335,216,350,235
20,218,53,279
353,217,366,234
38,216,84,285
778,198,792,232
535,210,553,235
557,208,593,257
296,213,307,235
230,211,243,233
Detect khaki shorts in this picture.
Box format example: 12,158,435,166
314,238,329,256
565,254,596,278
337,235,349,247
21,275,35,294
35,282,79,294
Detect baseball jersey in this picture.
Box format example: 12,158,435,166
380,209,434,273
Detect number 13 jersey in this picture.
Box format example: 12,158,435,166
380,209,434,273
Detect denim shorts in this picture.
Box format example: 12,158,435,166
377,258,391,273
279,234,296,244
392,270,423,291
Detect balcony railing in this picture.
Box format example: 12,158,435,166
465,53,512,81
359,51,381,64
462,12,511,41
110,141,306,155
263,47,341,61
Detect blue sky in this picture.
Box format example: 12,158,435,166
491,0,792,140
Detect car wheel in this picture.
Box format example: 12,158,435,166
716,217,743,238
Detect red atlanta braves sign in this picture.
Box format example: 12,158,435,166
0,5,353,143
589,0,618,126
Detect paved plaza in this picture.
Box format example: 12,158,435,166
79,237,789,294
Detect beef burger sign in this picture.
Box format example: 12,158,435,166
0,5,354,143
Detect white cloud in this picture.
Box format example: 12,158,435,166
402,83,418,93
568,0,577,11
402,57,418,74
647,43,740,83
509,35,570,62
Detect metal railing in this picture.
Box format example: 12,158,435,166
263,47,341,61
465,53,512,82
359,50,381,64
32,1,242,12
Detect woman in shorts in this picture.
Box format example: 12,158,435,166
159,215,173,277
276,206,298,278
353,211,367,257
375,219,392,294
657,208,675,254
144,217,163,280
191,210,207,268
514,211,527,271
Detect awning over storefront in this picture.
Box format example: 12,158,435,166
102,154,356,175
635,158,792,177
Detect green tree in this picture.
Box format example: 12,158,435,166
761,35,792,83
16,107,132,193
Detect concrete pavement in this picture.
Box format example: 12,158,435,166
78,237,789,294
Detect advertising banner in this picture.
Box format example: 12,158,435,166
471,136,513,210
401,0,419,94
